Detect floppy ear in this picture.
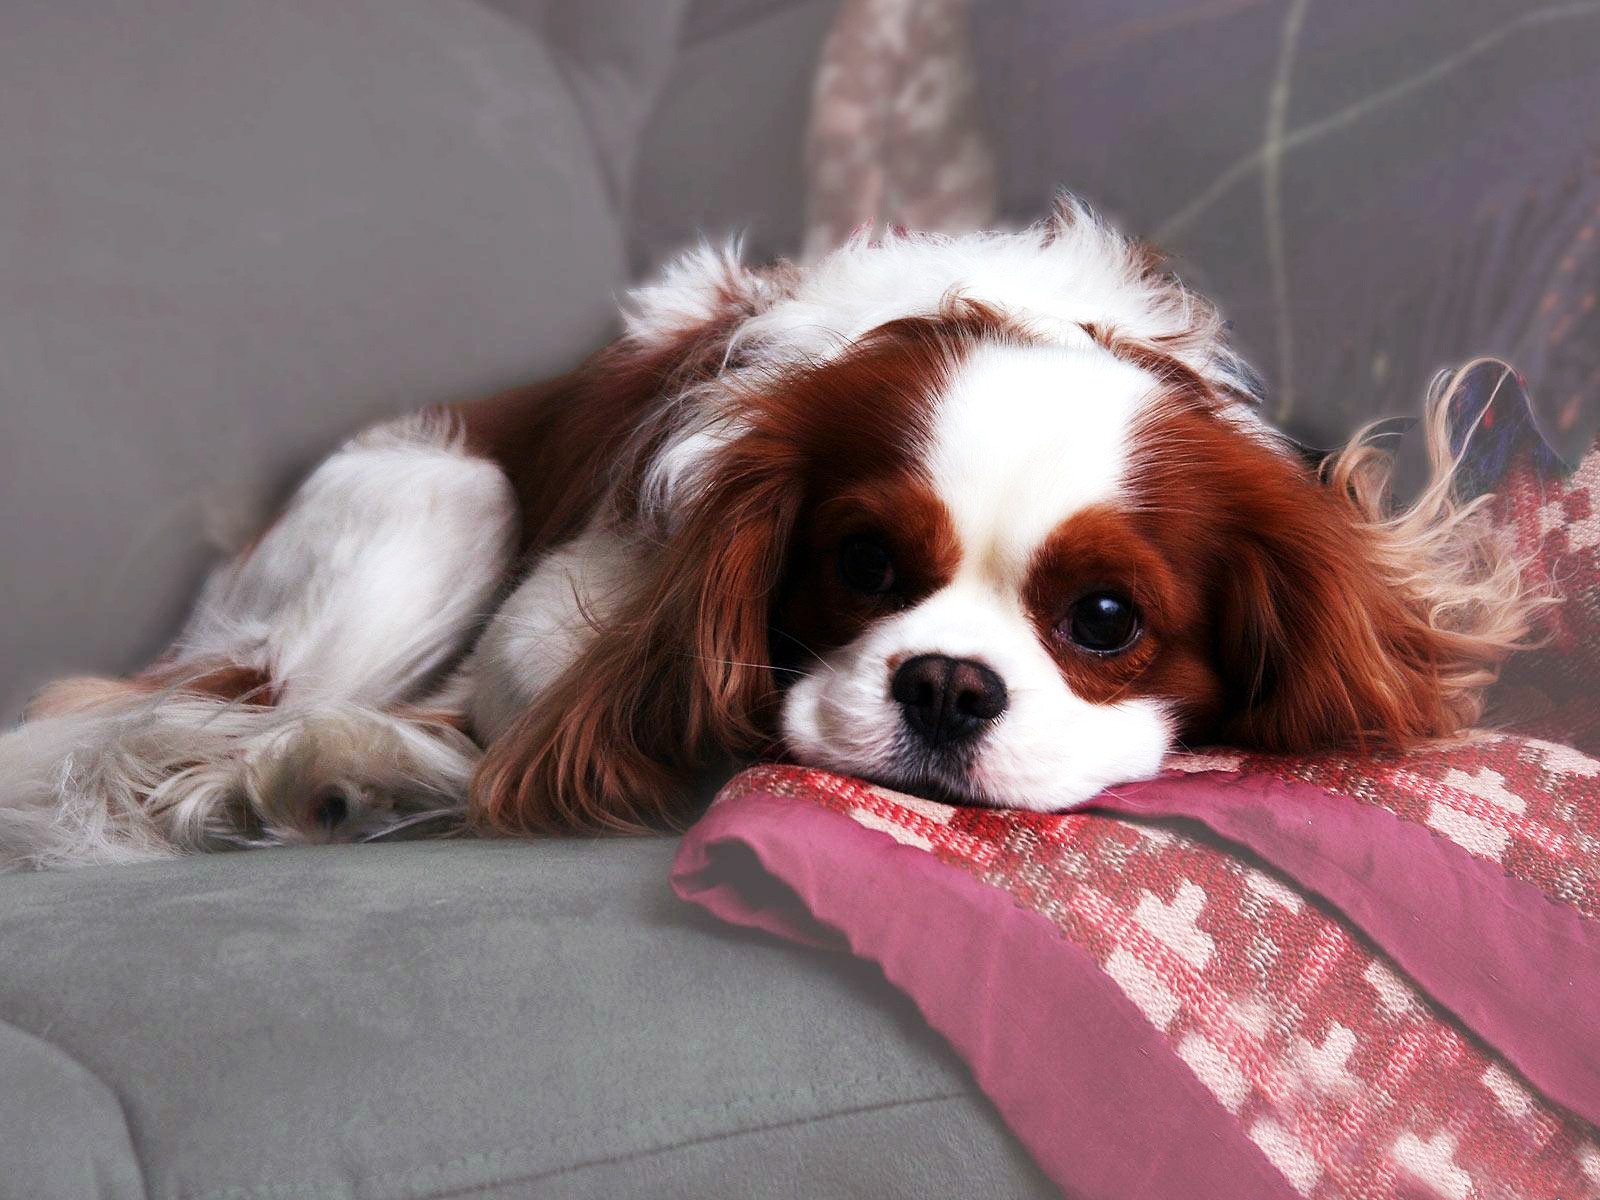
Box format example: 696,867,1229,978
1210,420,1528,752
459,240,783,553
472,423,804,835
1215,483,1454,750
464,239,803,834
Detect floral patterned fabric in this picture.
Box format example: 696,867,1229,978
802,0,996,259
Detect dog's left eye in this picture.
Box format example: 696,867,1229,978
1061,591,1141,654
837,533,895,596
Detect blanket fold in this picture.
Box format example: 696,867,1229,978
673,784,1302,1200
1096,771,1600,1128
672,763,1600,1200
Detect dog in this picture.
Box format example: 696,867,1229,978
1,198,1535,868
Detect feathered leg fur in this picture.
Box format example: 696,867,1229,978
1,413,516,869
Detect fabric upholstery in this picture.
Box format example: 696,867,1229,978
0,0,645,719
628,1,841,273
0,1022,144,1200
970,0,1600,456
0,838,1055,1198
480,0,699,207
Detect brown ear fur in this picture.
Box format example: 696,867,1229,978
471,418,803,835
1199,400,1533,752
460,247,799,833
1107,341,1537,756
457,325,750,559
1211,463,1463,751
470,300,1009,835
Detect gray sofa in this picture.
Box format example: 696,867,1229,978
14,2,1596,1194
0,3,1055,1196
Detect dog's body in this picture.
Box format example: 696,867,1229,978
2,201,1533,868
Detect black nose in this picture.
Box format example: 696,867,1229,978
890,654,1008,747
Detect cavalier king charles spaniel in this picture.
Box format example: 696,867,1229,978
2,199,1534,868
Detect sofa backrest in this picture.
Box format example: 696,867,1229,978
0,2,794,716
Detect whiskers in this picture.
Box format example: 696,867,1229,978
678,652,813,680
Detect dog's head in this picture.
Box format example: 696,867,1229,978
476,200,1529,830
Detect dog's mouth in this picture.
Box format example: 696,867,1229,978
837,741,994,809
773,688,1002,808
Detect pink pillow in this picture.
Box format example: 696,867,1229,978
1489,422,1600,752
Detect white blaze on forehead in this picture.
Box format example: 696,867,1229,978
926,342,1155,586
779,339,1176,812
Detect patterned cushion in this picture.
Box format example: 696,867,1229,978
1486,415,1600,754
1166,731,1600,918
678,759,1600,1198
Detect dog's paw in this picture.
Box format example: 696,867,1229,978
137,706,477,850
242,708,476,845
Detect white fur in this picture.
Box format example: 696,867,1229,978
635,203,1262,522
467,521,642,741
929,343,1149,584
0,696,478,870
632,204,1251,395
742,224,1158,364
781,343,1174,810
1,414,514,868
782,581,1172,810
178,413,516,705
621,238,776,343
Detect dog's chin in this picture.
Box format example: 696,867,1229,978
813,747,996,809
884,770,988,808
784,732,1151,814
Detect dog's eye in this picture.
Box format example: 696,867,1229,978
838,533,895,596
1062,591,1141,654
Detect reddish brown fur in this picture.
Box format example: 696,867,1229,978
1022,506,1222,722
1125,391,1464,750
472,303,1008,834
140,661,280,705
27,660,277,720
454,315,748,559
1054,328,1475,749
776,478,961,666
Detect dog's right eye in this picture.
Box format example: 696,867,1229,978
838,533,895,596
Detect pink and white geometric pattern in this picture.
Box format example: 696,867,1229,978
722,762,1600,1199
1166,733,1600,920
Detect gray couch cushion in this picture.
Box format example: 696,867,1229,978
0,840,1055,1198
629,1,840,274
0,1022,144,1199
0,0,644,718
479,0,698,209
